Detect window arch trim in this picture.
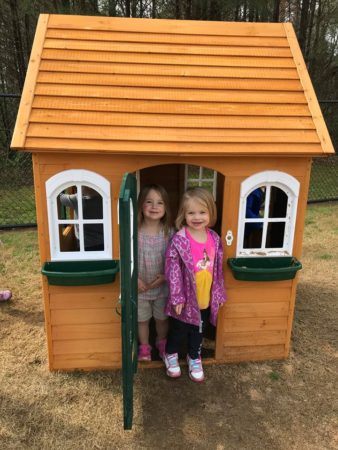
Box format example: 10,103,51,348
46,169,112,261
237,171,300,257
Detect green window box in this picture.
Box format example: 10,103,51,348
227,257,302,282
42,260,119,286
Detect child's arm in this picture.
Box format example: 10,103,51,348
148,274,166,290
165,242,186,307
138,278,148,293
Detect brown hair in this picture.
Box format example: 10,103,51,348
137,184,172,236
175,187,217,230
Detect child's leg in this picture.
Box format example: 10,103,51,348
155,318,168,340
154,319,168,359
163,318,186,378
166,318,188,355
187,325,203,359
187,309,209,358
138,299,152,344
153,297,169,340
187,319,206,382
138,320,150,345
137,300,152,361
187,310,210,381
138,319,152,361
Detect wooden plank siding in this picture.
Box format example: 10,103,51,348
12,15,333,156
48,279,121,370
218,284,292,361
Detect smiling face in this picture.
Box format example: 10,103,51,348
141,189,165,222
184,198,210,232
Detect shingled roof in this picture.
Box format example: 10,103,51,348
11,14,334,156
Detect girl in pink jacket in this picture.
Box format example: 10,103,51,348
164,187,227,382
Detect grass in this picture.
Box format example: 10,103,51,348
268,371,280,381
0,203,337,448
319,254,333,260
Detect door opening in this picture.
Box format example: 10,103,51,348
138,163,225,361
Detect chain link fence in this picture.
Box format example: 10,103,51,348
0,94,337,228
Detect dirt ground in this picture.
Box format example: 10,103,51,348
0,203,337,450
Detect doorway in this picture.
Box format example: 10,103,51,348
137,163,225,361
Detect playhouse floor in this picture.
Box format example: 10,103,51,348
0,203,337,449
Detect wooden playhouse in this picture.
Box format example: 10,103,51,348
12,15,333,377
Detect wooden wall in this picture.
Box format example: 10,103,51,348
33,152,311,370
50,283,121,370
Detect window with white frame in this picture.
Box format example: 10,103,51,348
46,170,112,261
237,171,299,257
185,165,217,199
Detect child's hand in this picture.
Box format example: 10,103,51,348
138,278,148,293
174,304,183,315
149,274,166,290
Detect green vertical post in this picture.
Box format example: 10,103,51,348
119,173,138,430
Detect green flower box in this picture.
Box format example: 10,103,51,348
42,260,119,286
227,257,302,282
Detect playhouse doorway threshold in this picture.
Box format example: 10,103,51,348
138,357,218,369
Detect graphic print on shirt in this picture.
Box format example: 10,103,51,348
187,229,215,310
197,249,211,270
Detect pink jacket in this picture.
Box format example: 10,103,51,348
165,227,227,326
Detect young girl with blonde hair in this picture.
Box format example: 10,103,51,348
164,187,226,382
137,184,173,361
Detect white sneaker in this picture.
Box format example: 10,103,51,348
187,355,205,383
164,353,181,378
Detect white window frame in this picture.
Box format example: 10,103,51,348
237,171,300,257
46,169,112,261
184,165,217,200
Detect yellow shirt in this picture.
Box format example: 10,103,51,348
195,270,213,309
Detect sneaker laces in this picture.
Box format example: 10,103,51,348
190,358,202,371
167,353,179,367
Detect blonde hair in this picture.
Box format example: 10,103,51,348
137,184,172,236
175,187,217,230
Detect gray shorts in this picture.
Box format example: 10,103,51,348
138,297,167,322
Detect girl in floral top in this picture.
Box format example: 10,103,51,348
164,188,226,382
137,184,173,361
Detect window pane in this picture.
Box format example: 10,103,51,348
59,224,79,252
245,187,265,219
201,181,214,193
81,186,103,219
269,187,288,218
266,222,285,248
187,180,200,188
84,224,104,251
187,165,200,178
202,168,214,179
57,186,77,220
243,222,263,248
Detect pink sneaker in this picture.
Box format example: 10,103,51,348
163,353,181,378
0,290,12,302
187,355,205,383
138,344,151,361
156,338,167,360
